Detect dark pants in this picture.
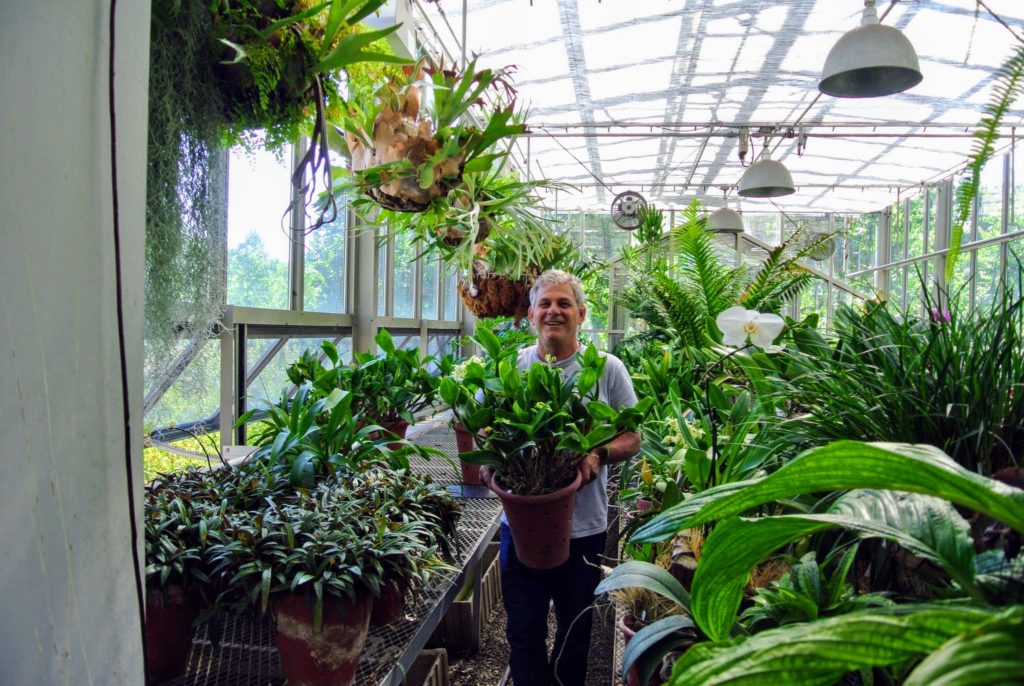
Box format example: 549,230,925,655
500,523,606,686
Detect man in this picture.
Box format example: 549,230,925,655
480,269,640,686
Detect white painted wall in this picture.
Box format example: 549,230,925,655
0,1,149,682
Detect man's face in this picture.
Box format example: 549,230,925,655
529,282,586,350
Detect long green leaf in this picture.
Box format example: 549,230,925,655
691,491,980,640
633,441,1024,542
622,615,696,686
904,606,1024,685
595,560,691,610
315,24,411,72
669,605,999,686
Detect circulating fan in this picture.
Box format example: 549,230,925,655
805,232,838,261
610,190,648,230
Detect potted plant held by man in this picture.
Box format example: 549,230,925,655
440,327,652,568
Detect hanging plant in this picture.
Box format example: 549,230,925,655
207,0,413,229
333,57,526,211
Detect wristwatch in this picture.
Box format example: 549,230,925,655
595,445,610,464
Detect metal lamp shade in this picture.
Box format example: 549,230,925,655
707,206,744,234
738,158,795,198
819,12,922,98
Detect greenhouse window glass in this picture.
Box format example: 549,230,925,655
246,337,352,405
393,231,417,318
443,271,459,321
226,144,291,310
421,256,439,320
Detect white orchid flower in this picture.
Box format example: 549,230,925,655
716,306,785,351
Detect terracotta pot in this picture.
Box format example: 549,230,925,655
618,613,642,686
369,578,407,626
274,592,373,686
144,585,200,685
489,470,581,570
453,424,481,486
378,419,410,450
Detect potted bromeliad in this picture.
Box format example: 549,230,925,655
440,327,652,568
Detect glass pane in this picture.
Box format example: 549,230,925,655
977,158,1003,241
1008,240,1023,299
890,203,906,263
246,336,352,404
146,338,221,428
378,239,387,316
304,200,346,314
799,277,828,321
975,245,1001,311
843,213,877,295
443,270,459,321
421,256,439,320
907,194,925,262
227,145,291,309
926,187,938,254
393,232,416,318
744,213,781,246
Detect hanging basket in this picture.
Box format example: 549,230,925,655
349,102,466,213
457,264,534,320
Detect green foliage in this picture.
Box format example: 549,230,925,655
364,163,569,280
619,199,820,355
668,604,1020,686
439,328,652,495
633,441,1024,544
334,56,526,209
768,279,1024,474
948,41,1024,283
596,561,697,685
740,548,892,631
207,467,457,631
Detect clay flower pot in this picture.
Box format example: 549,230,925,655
274,592,374,686
453,423,481,486
618,613,642,686
144,585,200,685
369,578,408,626
489,470,582,569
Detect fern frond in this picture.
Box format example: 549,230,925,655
948,41,1024,284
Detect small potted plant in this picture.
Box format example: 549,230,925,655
143,472,222,684
207,468,458,686
440,327,652,568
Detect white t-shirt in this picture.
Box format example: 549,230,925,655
513,345,638,538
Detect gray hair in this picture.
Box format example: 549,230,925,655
529,269,585,310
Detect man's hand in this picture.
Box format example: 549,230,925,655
577,451,601,489
479,465,495,488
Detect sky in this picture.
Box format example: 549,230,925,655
227,145,293,262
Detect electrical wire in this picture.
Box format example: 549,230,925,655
107,0,149,670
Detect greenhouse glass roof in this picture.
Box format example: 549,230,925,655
411,0,1024,214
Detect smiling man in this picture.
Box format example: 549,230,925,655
486,268,640,686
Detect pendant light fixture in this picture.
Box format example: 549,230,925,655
819,0,923,98
707,187,744,234
738,147,795,198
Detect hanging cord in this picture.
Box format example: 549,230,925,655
107,0,149,668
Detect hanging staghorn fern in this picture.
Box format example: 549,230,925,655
145,1,228,428
947,39,1024,284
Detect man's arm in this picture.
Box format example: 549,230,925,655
578,430,641,486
